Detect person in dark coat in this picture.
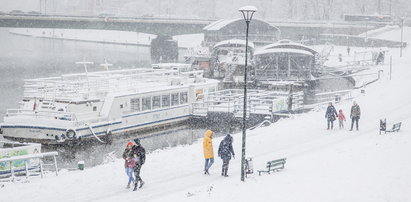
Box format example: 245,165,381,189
350,101,361,131
218,134,235,177
325,102,338,130
130,138,146,191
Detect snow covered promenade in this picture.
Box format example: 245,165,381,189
1,27,410,202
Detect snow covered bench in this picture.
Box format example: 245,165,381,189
258,158,286,176
380,119,402,134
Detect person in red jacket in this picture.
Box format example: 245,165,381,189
122,141,135,189
338,109,346,129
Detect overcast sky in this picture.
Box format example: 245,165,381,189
1,0,409,20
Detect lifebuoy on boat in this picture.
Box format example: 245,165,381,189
66,129,77,139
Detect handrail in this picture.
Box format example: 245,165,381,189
0,151,59,180
0,151,58,162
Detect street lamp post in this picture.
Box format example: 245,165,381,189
400,17,404,57
239,5,257,182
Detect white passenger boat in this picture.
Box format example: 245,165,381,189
0,63,219,144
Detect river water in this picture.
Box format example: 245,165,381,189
0,28,238,169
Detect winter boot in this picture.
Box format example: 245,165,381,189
139,180,145,188
133,182,138,191
126,182,131,189
223,168,228,177
221,168,225,176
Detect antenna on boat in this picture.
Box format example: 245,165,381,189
75,60,94,97
100,59,113,71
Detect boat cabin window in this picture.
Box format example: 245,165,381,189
130,98,141,112
171,93,179,106
180,92,188,104
120,104,123,109
142,97,151,111
93,106,97,111
152,96,161,109
162,95,170,107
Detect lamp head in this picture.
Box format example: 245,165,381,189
239,6,257,22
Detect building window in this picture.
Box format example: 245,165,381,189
142,97,151,111
130,98,140,112
180,92,188,104
152,96,161,109
209,87,216,93
162,94,170,107
171,93,179,106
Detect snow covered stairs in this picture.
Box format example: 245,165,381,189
257,158,287,176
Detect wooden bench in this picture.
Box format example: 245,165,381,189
258,158,286,176
380,119,402,134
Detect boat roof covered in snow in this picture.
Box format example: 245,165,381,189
213,39,255,49
259,39,318,55
254,48,314,56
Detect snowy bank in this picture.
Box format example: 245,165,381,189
0,28,410,202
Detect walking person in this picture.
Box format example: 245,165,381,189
218,134,235,177
131,138,146,191
338,109,346,129
325,102,338,130
347,46,351,56
122,141,135,189
203,130,214,175
350,101,361,131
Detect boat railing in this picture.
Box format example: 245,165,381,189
255,69,312,81
74,112,110,124
22,69,191,101
192,89,300,117
6,109,77,121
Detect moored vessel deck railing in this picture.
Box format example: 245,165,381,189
192,89,303,117
5,109,113,124
6,109,78,121
22,68,200,101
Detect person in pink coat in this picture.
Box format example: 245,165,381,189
338,109,346,129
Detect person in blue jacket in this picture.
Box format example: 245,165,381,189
218,134,235,177
325,102,338,130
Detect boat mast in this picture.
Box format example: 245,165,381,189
100,59,113,71
75,61,94,96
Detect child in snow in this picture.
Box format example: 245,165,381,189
338,109,346,129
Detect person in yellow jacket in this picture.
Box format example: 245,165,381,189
203,130,214,175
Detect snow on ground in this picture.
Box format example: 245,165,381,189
173,34,204,48
0,27,410,202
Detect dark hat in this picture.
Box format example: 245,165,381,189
133,138,140,145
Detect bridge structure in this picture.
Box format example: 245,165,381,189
0,14,380,38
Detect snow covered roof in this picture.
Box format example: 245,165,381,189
238,5,258,12
203,18,241,31
254,48,314,56
213,39,255,49
259,40,317,55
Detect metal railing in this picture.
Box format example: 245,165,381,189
6,109,77,121
0,151,59,181
192,89,304,117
